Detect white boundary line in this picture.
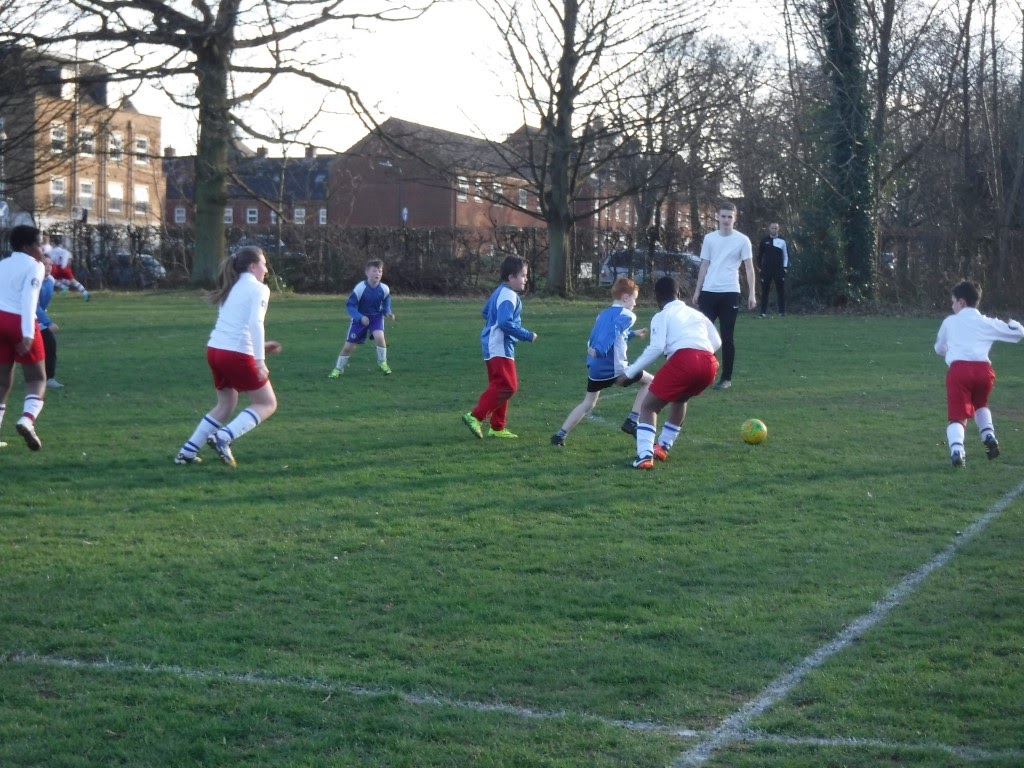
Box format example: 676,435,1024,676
742,731,1024,762
3,651,1019,762
672,478,1024,767
3,480,1021,764
0,651,698,738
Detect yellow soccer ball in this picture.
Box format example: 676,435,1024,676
741,418,768,445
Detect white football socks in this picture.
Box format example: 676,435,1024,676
946,422,966,455
182,414,223,457
219,408,261,443
636,422,656,458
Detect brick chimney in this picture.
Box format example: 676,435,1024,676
257,146,269,158
164,146,176,157
305,145,316,159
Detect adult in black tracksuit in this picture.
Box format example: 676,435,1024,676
758,223,789,316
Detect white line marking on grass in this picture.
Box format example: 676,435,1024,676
585,412,620,428
6,485,1021,763
0,652,698,739
5,652,1015,762
744,731,1024,762
672,478,1024,767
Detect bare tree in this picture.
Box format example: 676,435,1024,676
608,36,763,266
478,0,701,296
2,0,430,281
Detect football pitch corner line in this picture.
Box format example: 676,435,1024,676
3,651,1019,764
671,477,1024,767
4,481,1023,764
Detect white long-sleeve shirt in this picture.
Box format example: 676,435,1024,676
49,245,74,269
625,299,722,378
0,251,45,339
207,272,270,359
934,307,1023,366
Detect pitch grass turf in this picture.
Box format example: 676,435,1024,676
1,291,1022,767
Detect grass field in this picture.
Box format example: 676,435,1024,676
1,290,1022,767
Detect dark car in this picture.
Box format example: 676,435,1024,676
231,235,286,254
90,253,168,288
598,248,700,287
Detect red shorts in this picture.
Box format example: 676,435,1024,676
946,360,995,422
649,348,718,402
207,347,268,392
52,264,77,282
0,310,44,365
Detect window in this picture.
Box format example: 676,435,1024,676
78,179,94,210
80,126,95,156
294,207,306,225
319,208,327,225
457,176,469,201
518,188,528,208
108,182,124,212
492,182,503,205
60,67,75,101
270,210,278,225
223,207,233,224
614,203,621,222
109,132,124,162
134,135,149,164
133,185,149,214
50,177,66,208
50,123,66,154
473,179,483,201
174,206,186,224
246,208,258,225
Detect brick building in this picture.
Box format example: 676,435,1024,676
164,143,334,232
329,117,544,231
0,46,163,231
160,117,702,272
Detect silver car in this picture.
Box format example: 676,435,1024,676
598,248,700,287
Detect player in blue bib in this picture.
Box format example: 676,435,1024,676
551,277,654,446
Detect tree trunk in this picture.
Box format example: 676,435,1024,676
543,0,579,297
191,39,233,285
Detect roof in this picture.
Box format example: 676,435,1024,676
348,117,535,178
229,153,336,202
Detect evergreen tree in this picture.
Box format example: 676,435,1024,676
823,0,876,301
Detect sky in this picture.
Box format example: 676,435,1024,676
133,0,533,157
129,0,1023,159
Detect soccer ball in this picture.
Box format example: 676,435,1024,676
741,418,767,445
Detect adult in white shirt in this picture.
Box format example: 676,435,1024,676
175,246,282,468
692,201,756,390
0,225,48,450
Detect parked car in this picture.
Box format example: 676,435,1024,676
231,235,286,254
598,248,700,287
89,253,168,288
